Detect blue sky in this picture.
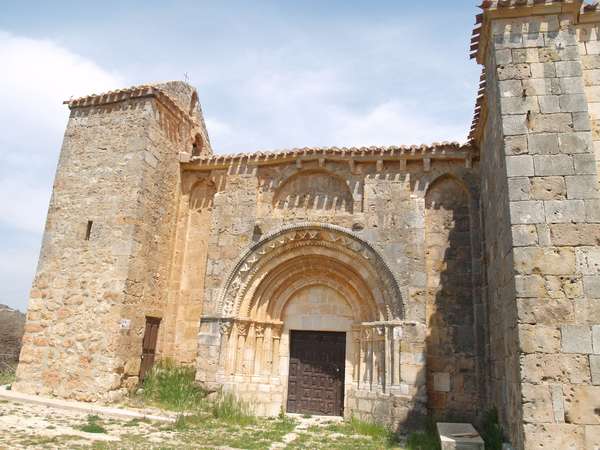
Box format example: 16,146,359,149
0,1,481,312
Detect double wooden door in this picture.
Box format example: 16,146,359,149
287,330,346,416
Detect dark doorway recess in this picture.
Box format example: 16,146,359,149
139,317,161,381
287,330,346,416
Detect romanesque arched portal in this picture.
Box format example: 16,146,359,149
196,223,426,421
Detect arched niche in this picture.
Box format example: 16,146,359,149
272,170,354,214
424,174,478,421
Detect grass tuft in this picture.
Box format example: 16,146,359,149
210,392,255,425
405,418,440,450
78,415,107,434
481,407,504,450
0,362,16,386
141,358,205,412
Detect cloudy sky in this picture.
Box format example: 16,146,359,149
0,1,480,312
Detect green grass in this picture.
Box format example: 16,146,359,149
77,415,107,434
0,363,16,386
210,391,256,425
140,358,206,412
405,418,440,450
324,416,400,448
481,408,503,450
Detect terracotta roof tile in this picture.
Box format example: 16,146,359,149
187,142,473,165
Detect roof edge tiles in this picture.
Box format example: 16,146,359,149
63,83,195,126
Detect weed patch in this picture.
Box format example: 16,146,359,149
481,408,503,450
78,415,107,434
141,359,206,412
210,392,255,425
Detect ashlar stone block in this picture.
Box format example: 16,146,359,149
530,176,566,200
514,247,575,275
576,246,600,275
565,385,600,424
508,177,532,201
506,155,534,177
512,225,538,247
510,201,545,224
528,133,559,154
533,154,573,176
565,175,599,200
591,355,600,385
544,200,585,223
561,325,593,353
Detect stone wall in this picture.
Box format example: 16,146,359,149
185,155,481,426
0,305,25,362
480,10,600,449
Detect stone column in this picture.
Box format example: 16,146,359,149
253,323,265,377
217,319,233,378
234,321,249,376
271,323,283,377
352,325,361,387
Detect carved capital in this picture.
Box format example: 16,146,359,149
270,322,283,338
254,323,265,338
219,320,233,336
235,320,250,337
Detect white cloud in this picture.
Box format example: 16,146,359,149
331,101,466,146
0,30,124,233
0,31,124,310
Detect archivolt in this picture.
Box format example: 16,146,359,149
216,223,404,320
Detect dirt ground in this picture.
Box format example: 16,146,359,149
0,399,405,449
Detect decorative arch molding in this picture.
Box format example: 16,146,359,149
271,169,354,213
216,222,404,320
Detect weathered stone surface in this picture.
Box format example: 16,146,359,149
550,224,600,246
544,200,585,223
510,201,545,224
514,247,575,274
533,154,574,176
523,423,584,450
561,325,593,353
530,176,566,200
564,385,600,424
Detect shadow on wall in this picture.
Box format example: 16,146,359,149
425,175,479,423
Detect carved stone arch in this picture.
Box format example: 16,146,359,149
272,169,354,213
425,173,472,202
217,223,403,320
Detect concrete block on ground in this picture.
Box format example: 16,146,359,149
437,422,484,450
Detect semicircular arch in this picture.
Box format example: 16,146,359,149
216,223,403,321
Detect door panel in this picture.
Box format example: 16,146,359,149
139,317,161,381
287,330,345,416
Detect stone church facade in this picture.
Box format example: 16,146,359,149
13,1,600,448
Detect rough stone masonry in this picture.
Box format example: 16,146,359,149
11,1,600,449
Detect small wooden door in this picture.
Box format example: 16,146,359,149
287,330,346,416
139,317,161,381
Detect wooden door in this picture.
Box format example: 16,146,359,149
287,330,346,416
139,317,161,381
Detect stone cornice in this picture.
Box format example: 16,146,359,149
181,143,476,170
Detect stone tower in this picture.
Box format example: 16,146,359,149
471,1,600,448
14,82,211,400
